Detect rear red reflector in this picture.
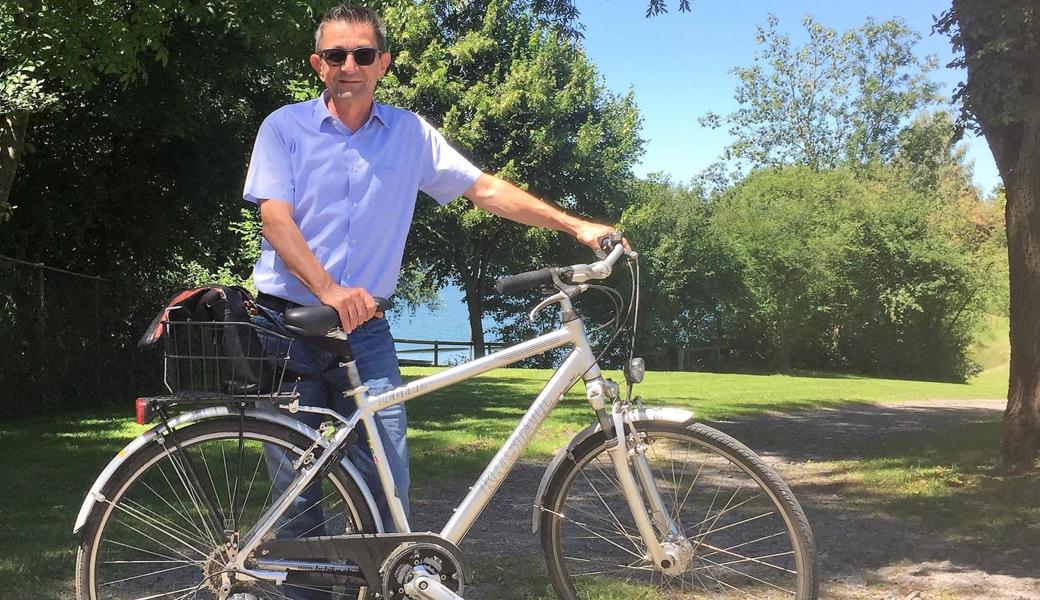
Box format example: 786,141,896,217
135,398,153,425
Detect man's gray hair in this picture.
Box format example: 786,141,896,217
314,4,388,52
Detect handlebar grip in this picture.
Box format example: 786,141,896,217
495,268,556,295
373,296,393,312
599,232,623,252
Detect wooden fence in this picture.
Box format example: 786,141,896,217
394,338,505,366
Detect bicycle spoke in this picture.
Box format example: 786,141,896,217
547,506,646,561
194,444,226,523
154,460,220,548
139,479,214,547
689,507,773,541
160,444,222,545
236,445,269,527
575,460,644,552
98,561,201,588
130,584,205,600
696,553,797,595
107,496,211,556
106,510,208,564
120,497,213,551
694,544,797,574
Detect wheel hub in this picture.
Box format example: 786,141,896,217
659,537,695,576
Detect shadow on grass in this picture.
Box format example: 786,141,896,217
0,407,142,599
2,378,1032,598
708,401,1040,581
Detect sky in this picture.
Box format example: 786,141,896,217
571,0,1002,194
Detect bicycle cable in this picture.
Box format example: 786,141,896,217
572,252,639,385
582,284,625,334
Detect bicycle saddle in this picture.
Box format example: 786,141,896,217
283,305,342,339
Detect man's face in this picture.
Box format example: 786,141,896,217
310,20,391,103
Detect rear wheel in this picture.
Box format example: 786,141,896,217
540,420,818,599
75,417,377,600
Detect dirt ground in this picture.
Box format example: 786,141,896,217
409,399,1040,600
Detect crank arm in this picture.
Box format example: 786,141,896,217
405,566,466,600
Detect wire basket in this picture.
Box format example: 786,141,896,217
161,320,295,401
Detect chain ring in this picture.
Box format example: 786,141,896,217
381,542,464,600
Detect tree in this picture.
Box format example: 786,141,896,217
706,163,998,380
0,8,318,415
0,0,318,220
379,0,642,356
937,0,1040,472
699,14,939,171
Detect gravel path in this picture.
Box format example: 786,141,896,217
409,399,1040,600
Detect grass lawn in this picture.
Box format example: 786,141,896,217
0,365,1012,599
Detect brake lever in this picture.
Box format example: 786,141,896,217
528,291,567,322
528,282,588,322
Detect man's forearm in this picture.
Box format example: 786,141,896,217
465,174,583,236
259,202,337,297
464,173,617,250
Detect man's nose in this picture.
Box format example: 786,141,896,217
339,55,359,71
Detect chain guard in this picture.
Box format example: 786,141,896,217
254,532,467,593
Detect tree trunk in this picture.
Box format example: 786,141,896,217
0,110,30,220
461,277,487,358
988,118,1040,472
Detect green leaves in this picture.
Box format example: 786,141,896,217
622,159,1005,380
705,14,939,172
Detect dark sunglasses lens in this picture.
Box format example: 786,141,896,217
323,49,348,65
354,48,378,65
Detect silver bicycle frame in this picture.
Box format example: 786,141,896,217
236,245,680,574
236,297,602,563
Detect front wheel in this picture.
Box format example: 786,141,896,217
540,420,819,599
75,417,377,600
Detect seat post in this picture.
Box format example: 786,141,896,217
342,358,364,389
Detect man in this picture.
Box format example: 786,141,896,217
242,1,618,568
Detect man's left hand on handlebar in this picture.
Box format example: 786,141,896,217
573,222,630,252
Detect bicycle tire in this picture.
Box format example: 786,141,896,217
75,417,377,600
540,420,819,599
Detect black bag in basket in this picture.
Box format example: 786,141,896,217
139,285,282,396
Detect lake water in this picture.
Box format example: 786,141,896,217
386,286,500,365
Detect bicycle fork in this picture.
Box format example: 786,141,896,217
587,379,693,574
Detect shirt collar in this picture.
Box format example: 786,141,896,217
312,92,389,131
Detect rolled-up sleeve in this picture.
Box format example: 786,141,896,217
243,116,295,205
417,118,483,206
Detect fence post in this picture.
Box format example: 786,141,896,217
37,267,46,402
677,347,685,371
95,278,102,396
433,341,439,367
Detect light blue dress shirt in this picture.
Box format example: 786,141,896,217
243,95,482,303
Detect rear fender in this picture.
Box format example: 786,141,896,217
531,406,694,533
73,406,384,535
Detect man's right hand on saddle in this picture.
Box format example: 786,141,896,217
316,283,380,333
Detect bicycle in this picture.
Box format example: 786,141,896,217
73,237,819,600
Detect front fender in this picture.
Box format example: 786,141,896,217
73,406,384,536
531,406,695,533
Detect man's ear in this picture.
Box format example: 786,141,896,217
377,51,392,78
309,54,322,76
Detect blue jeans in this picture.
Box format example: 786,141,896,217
253,306,409,539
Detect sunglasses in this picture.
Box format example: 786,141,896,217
318,47,380,67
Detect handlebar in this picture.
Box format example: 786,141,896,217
494,238,635,297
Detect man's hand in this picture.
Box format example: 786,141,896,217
315,284,379,333
573,221,629,252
